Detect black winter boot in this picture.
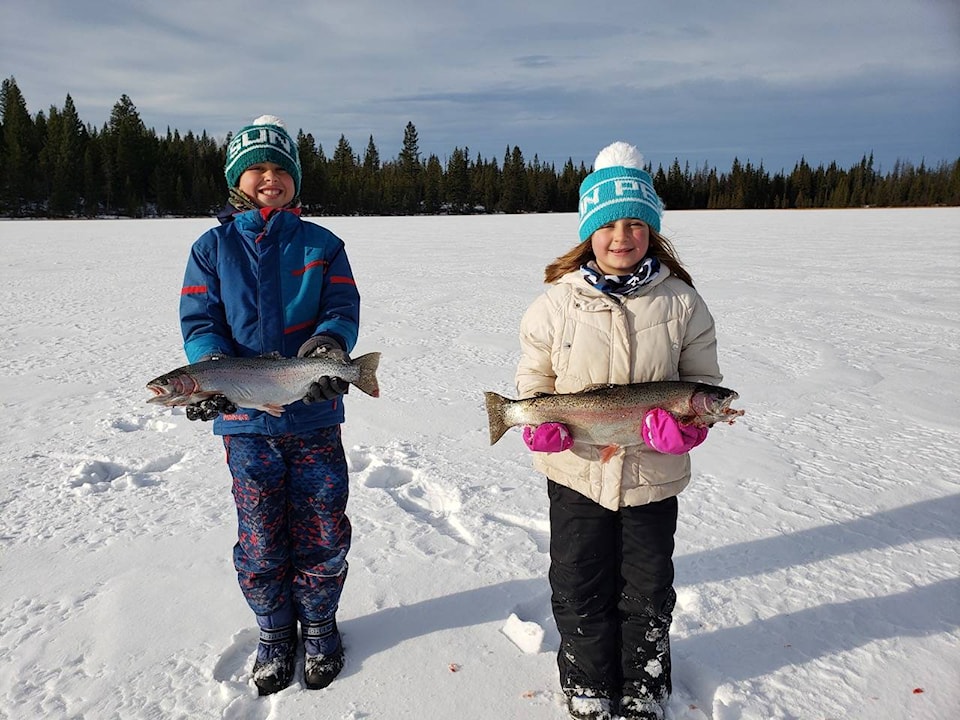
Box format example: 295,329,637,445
251,623,297,695
302,617,344,690
565,693,613,719
617,694,665,720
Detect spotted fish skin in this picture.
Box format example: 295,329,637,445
146,351,380,417
484,381,743,448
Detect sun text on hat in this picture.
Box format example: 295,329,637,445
224,115,302,196
578,142,664,241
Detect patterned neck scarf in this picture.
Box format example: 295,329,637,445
226,187,302,214
580,256,661,297
228,187,260,213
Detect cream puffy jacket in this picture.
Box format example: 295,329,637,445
516,267,721,510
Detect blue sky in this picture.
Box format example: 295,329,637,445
2,0,958,173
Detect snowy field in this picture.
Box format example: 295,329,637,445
1,208,958,720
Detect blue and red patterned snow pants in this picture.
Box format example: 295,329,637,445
223,426,351,623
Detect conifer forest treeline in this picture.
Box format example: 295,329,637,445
2,78,958,219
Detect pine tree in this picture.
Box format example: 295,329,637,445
104,94,152,215
499,145,525,213
663,158,687,210
0,77,37,215
154,127,183,216
82,126,105,216
397,121,422,213
473,154,499,212
444,146,470,213
423,154,443,213
297,130,322,212
43,96,86,216
791,157,814,209
330,135,358,215
360,135,383,214
556,159,583,212
526,154,557,213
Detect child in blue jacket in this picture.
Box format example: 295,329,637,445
179,115,360,695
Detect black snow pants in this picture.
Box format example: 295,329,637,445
547,479,677,703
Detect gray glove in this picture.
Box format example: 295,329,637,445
297,335,343,358
297,335,349,403
303,376,349,403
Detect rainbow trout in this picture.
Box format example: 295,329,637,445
147,351,380,417
485,381,743,461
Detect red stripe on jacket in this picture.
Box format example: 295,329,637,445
181,285,207,295
292,260,328,276
284,320,317,335
329,276,356,285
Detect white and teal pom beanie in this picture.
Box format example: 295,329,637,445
224,115,302,196
578,142,664,241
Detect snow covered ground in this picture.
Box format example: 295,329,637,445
1,208,958,720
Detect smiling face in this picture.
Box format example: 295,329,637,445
590,218,650,275
237,161,296,208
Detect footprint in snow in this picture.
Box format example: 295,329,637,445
110,414,177,433
351,444,476,546
487,510,551,554
66,453,183,493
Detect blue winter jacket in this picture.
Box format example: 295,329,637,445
180,207,360,436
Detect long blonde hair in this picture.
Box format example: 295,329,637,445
544,228,695,287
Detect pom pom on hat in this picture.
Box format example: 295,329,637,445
577,141,664,241
224,115,302,196
253,114,285,127
593,141,646,171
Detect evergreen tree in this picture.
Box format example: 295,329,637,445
44,95,85,216
297,130,322,212
423,154,443,213
653,165,668,204
82,126,105,216
791,157,814,208
499,145,525,213
154,127,187,216
728,158,746,208
662,158,687,209
848,153,875,206
947,159,960,206
526,154,556,213
0,77,37,215
103,95,153,215
397,121,422,213
473,154,499,212
444,146,471,213
360,135,383,214
330,135,359,215
556,159,584,212
186,129,223,215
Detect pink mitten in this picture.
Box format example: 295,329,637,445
522,423,574,453
641,408,708,454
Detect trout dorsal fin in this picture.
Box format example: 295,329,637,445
583,383,617,392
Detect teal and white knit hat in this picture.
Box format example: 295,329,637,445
578,142,664,240
224,115,302,196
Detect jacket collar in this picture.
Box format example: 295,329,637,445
230,206,302,238
560,265,672,298
217,203,302,226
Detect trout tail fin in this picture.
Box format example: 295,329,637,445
484,392,512,445
352,352,381,397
